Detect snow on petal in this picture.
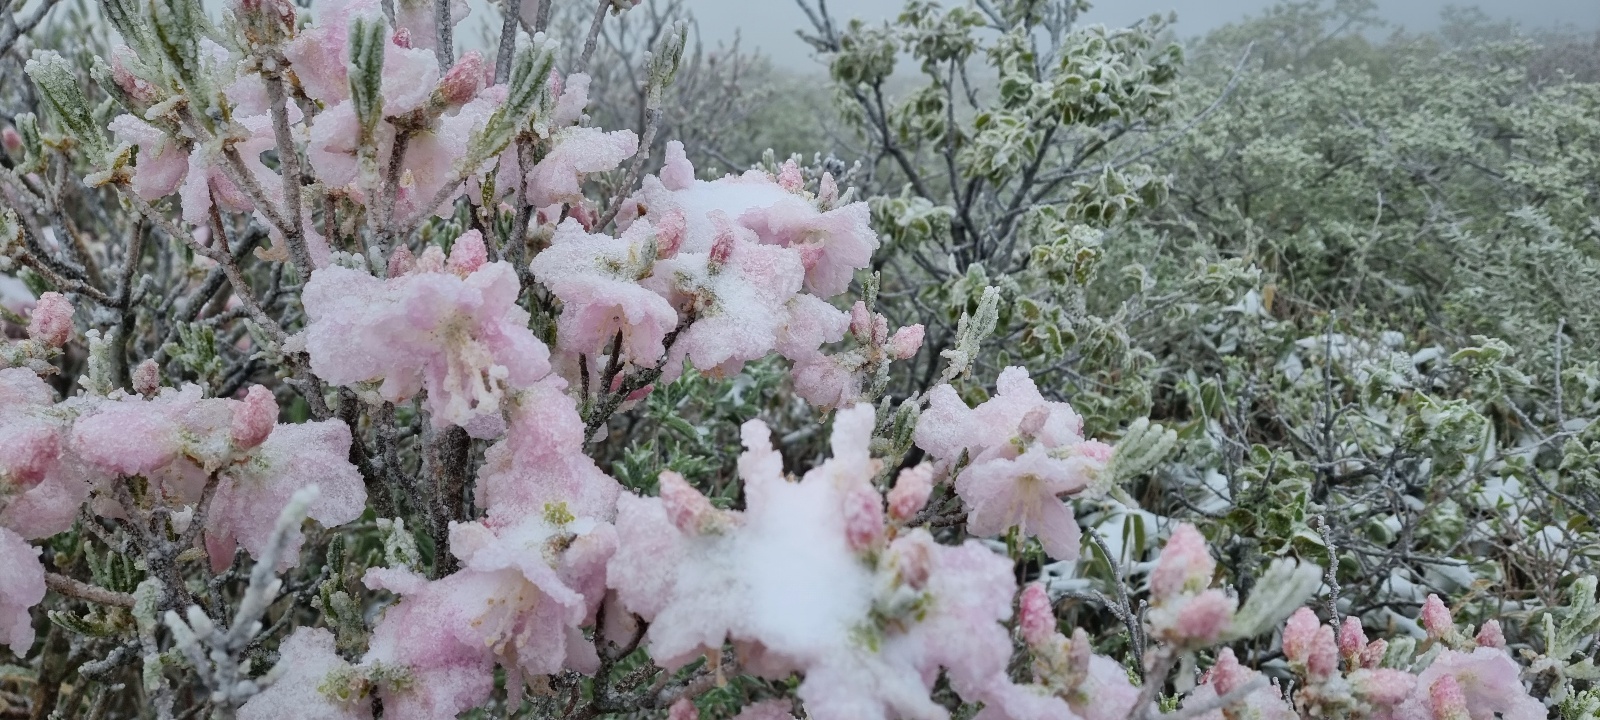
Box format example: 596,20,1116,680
239,627,373,720
0,527,44,657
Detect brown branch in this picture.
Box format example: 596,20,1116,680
44,573,135,608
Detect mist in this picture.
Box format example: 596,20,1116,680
685,0,1600,68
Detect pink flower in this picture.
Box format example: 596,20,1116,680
283,0,384,104
0,370,87,539
528,218,679,367
238,628,372,720
1150,524,1215,601
446,230,488,274
632,143,878,298
1394,648,1544,720
0,527,44,656
955,447,1093,560
659,471,720,535
205,420,366,571
887,324,925,359
1421,594,1453,640
230,385,278,450
609,405,1042,719
108,115,188,201
1282,607,1321,666
1340,616,1369,664
668,698,698,720
1361,639,1389,669
132,359,160,396
474,377,620,523
1350,668,1417,708
1149,586,1237,647
361,567,497,720
1306,624,1339,681
441,511,617,678
1428,675,1471,720
887,463,934,522
914,367,1108,559
1474,619,1505,649
644,216,807,381
70,398,183,478
298,243,551,438
26,292,72,347
1184,648,1297,720
1017,583,1055,647
525,127,638,209
842,484,885,552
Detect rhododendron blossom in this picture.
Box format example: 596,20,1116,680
914,366,1112,559
298,231,550,437
609,406,1044,720
0,528,44,656
1,0,1576,715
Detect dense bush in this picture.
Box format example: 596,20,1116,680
0,0,1595,717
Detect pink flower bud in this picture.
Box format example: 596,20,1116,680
1427,675,1471,720
1351,668,1417,707
1339,616,1368,664
655,209,686,259
392,28,413,49
447,230,488,275
2,127,20,153
624,383,655,403
1360,639,1388,669
1018,406,1050,438
1421,594,1453,640
387,245,417,278
1282,607,1320,665
895,539,931,590
777,160,804,193
887,324,924,360
27,292,74,347
667,698,698,720
842,485,884,552
231,385,278,450
0,424,59,488
1018,583,1056,647
1065,627,1092,679
437,51,485,107
1075,440,1115,464
570,202,598,232
1209,648,1252,697
1150,523,1214,601
133,359,160,396
871,314,888,346
659,471,717,535
416,245,447,274
1475,619,1505,649
818,172,839,205
849,302,872,343
1307,624,1339,681
708,213,736,268
887,463,934,521
1173,589,1236,644
111,46,158,105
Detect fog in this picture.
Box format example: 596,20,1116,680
684,0,1600,68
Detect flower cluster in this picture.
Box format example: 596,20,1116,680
914,366,1113,560
1,0,1583,716
1,297,364,656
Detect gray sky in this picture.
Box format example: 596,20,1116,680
688,0,1600,68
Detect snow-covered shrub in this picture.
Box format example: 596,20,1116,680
0,0,1593,717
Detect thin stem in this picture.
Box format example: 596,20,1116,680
44,573,136,608
495,0,523,84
